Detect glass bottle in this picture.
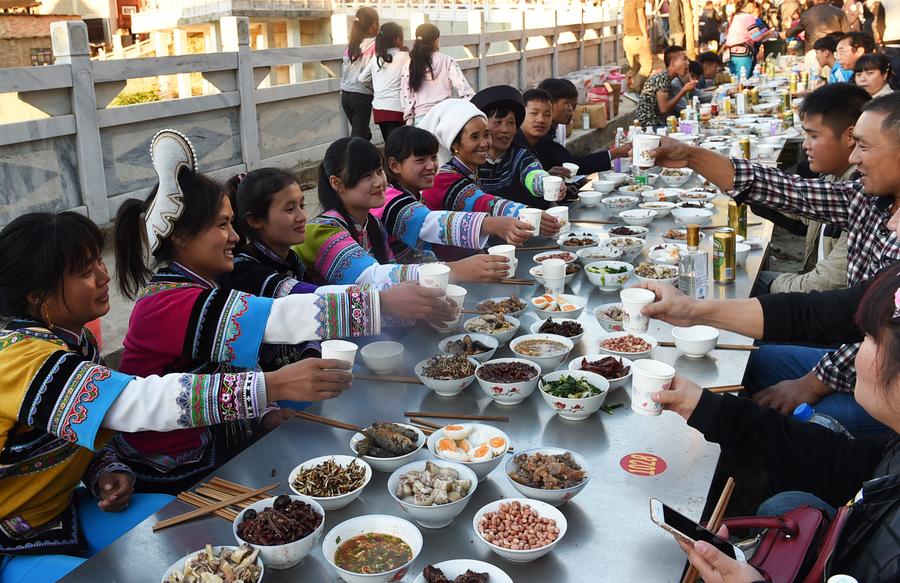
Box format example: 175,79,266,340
678,225,708,299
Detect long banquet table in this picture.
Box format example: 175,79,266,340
63,177,774,583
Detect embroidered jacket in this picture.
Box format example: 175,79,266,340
421,157,527,218
477,145,550,207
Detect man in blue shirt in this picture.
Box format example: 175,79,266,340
831,31,876,83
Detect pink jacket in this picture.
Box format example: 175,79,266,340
400,52,474,122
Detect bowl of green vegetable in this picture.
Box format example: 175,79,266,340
585,261,633,291
538,370,609,421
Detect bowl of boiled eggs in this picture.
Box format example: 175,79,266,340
426,424,510,482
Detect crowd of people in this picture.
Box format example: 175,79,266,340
0,6,898,582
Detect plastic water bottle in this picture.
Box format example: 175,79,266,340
792,403,853,438
613,127,625,173
620,127,632,173
739,66,748,84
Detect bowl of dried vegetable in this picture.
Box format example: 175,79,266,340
568,353,633,390
232,494,325,570
414,354,479,397
538,370,609,421
349,422,426,473
288,455,372,510
162,544,264,583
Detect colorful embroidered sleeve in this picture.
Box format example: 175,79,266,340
265,286,381,341
518,151,549,199
228,256,317,298
294,222,418,287
377,189,488,250
424,172,526,218
84,446,134,497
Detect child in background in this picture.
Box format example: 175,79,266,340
340,7,379,140
359,22,408,142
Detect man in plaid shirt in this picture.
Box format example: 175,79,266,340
650,91,900,436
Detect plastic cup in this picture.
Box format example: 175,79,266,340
620,288,656,333
562,162,579,178
630,359,675,416
519,208,543,234
418,263,451,291
431,283,467,331
543,275,565,295
488,244,516,260
632,134,662,168
542,175,564,202
541,258,566,279
504,257,519,279
321,340,358,365
546,206,569,233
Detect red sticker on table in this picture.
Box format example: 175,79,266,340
620,453,667,476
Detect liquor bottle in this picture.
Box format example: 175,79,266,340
678,225,709,299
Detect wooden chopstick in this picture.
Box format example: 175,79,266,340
495,279,535,286
404,411,509,422
408,422,435,436
573,219,616,225
289,410,364,433
516,245,559,252
177,492,238,522
705,384,745,393
352,373,423,385
153,483,278,532
700,222,762,230
682,477,736,583
658,341,758,351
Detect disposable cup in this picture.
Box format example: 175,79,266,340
487,244,516,260
541,258,566,279
543,275,565,295
562,162,579,178
418,263,451,291
321,340,358,365
504,257,519,279
632,134,662,168
546,206,569,233
630,359,675,416
519,208,543,234
620,287,656,333
431,283,467,331
542,175,564,202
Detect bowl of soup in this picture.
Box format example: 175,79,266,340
323,515,423,583
510,333,575,373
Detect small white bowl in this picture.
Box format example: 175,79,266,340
632,264,679,286
671,325,720,358
529,319,585,345
585,260,633,291
530,293,586,320
600,171,628,185
437,333,499,362
233,495,325,570
475,357,542,405
667,132,697,143
591,179,618,193
678,190,716,203
577,245,624,265
472,498,568,563
592,303,626,333
505,447,593,504
641,187,684,203
658,168,694,187
557,233,599,253
475,296,527,318
360,341,404,375
671,207,714,226
510,333,575,373
639,201,676,217
578,191,603,207
597,331,658,360
618,209,658,227
538,370,609,421
464,314,521,346
735,242,751,266
387,460,478,529
532,250,578,266
607,225,650,239
412,560,513,583
427,423,510,482
529,264,578,288
601,196,640,213
675,200,714,210
349,423,426,473
600,236,645,262
323,515,422,583
648,244,685,266
161,546,265,583
662,229,707,246
567,353,633,390
616,184,648,197
414,355,479,397
288,455,372,510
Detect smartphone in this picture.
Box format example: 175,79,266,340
649,498,741,560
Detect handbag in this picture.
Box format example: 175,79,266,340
721,504,850,583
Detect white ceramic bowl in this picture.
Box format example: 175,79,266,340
529,264,578,288
464,314,521,346
322,515,422,583
616,184,648,197
530,293,586,320
662,229,707,246
618,209,658,226
600,171,628,185
607,225,650,239
648,244,685,266
360,341,404,375
591,179,618,193
529,319,585,345
735,242,751,266
161,546,265,583
532,250,578,266
632,264,679,286
472,498,568,563
505,447,593,504
288,455,372,510
658,168,694,187
671,325,720,358
437,333,499,363
577,245,624,265
671,207,714,226
578,191,603,207
233,495,325,570
387,460,478,529
675,200,714,210
475,357,542,405
601,196,640,213
557,233,599,253
678,190,716,203
585,260,633,291
349,423,427,473
600,236,645,262
567,353,633,390
510,333,575,373
596,331,658,360
427,423,510,482
639,201,676,217
475,296,527,318
538,370,609,421
414,355,479,397
641,187,684,203
592,303,625,333
412,560,513,583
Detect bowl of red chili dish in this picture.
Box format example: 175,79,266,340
323,515,423,583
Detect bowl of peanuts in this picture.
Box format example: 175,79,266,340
472,498,567,563
596,332,658,360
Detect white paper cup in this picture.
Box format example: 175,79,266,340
541,258,566,279
630,359,675,416
435,283,468,329
504,257,519,279
542,175,564,202
543,275,566,295
488,244,516,260
418,263,451,291
321,340,358,365
562,162,579,177
632,134,662,168
546,206,569,233
620,287,656,333
519,208,543,234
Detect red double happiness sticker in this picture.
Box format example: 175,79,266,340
620,453,667,476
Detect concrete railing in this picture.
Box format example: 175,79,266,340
0,12,623,227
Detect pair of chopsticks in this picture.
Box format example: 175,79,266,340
404,411,510,422
658,341,758,351
517,244,559,252
573,219,616,225
496,278,535,286
174,477,273,523
705,384,745,394
291,409,434,436
352,373,423,385
155,481,278,531
700,222,762,230
681,477,736,583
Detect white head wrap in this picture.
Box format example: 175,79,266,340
145,129,197,254
417,99,487,165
